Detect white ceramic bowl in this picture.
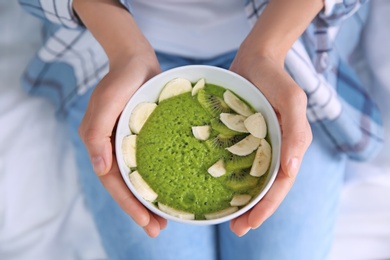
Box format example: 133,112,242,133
115,65,281,225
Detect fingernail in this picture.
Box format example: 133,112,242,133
238,227,251,237
288,157,299,178
91,156,105,176
251,222,263,230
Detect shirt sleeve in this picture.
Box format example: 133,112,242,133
18,0,85,29
118,0,132,12
319,0,368,25
18,0,133,29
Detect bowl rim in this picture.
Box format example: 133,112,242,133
115,65,281,225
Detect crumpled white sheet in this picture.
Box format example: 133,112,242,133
0,1,106,259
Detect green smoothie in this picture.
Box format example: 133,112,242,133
135,83,269,220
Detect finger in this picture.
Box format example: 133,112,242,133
142,212,168,237
229,218,236,230
278,88,312,178
153,213,168,230
143,215,162,238
99,158,151,227
230,212,251,237
247,167,296,229
79,76,134,176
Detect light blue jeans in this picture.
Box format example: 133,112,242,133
65,50,346,260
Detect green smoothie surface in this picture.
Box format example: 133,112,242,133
136,84,268,220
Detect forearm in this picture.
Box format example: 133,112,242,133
73,0,152,63
242,0,324,65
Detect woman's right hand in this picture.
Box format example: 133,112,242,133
78,50,168,237
74,0,168,237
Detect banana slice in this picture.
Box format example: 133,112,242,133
129,171,158,202
223,90,254,117
158,202,195,220
220,113,249,133
159,77,192,102
191,78,205,96
250,139,272,177
204,206,239,220
122,135,137,168
191,125,210,141
207,159,226,177
129,102,157,134
226,134,261,156
230,194,252,206
244,112,267,139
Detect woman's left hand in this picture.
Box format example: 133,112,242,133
228,49,312,237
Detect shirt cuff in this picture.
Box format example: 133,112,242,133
118,0,132,13
319,0,367,25
19,0,84,29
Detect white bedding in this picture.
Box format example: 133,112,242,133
0,2,105,259
0,1,389,260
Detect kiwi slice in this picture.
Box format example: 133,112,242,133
222,169,259,192
205,134,246,150
225,151,256,172
197,89,231,117
210,118,241,136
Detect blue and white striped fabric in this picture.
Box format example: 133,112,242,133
18,0,383,161
18,0,108,114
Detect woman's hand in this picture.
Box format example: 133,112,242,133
226,0,323,237
74,0,168,237
229,49,312,237
78,51,168,237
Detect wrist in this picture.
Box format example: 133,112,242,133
73,0,152,63
240,0,324,65
109,48,159,74
238,38,286,68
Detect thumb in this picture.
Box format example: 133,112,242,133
89,137,113,176
79,59,161,176
79,81,127,176
279,95,312,179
